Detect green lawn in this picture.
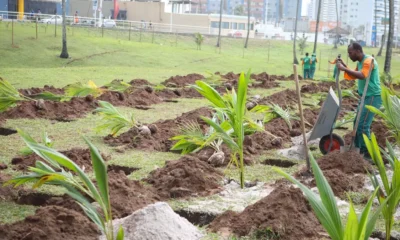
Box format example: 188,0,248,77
2,21,400,88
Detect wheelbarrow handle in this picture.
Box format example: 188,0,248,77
349,57,375,149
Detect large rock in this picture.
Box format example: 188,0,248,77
99,202,203,240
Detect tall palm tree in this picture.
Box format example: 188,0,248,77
216,0,223,47
333,0,339,49
244,0,250,48
60,0,69,58
377,0,387,56
313,0,322,53
374,0,378,47
293,0,300,64
384,0,394,73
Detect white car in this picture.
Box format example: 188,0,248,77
40,15,63,24
102,19,117,28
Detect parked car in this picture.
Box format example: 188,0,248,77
39,15,63,24
228,30,243,38
102,19,117,28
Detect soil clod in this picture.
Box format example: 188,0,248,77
263,159,297,168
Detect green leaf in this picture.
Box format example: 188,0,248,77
194,81,226,109
116,226,125,240
84,136,110,219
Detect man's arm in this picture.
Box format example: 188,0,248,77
338,58,373,80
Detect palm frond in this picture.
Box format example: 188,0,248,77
29,91,65,101
94,101,137,136
103,80,131,93
0,79,27,112
65,80,104,98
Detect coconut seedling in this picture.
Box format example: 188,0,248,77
103,79,131,93
19,131,53,156
250,103,300,130
94,100,140,137
193,72,260,188
65,80,105,98
274,151,391,240
6,129,124,240
365,86,400,145
364,133,400,240
0,79,32,112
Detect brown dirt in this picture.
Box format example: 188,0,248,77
218,72,240,81
0,172,20,202
161,73,205,87
310,169,365,198
107,170,161,218
11,148,109,172
145,156,224,199
259,89,298,108
295,151,369,198
340,97,359,111
0,97,97,121
129,78,152,87
344,120,393,148
265,118,310,143
303,108,320,125
104,107,213,151
208,185,323,240
0,206,100,240
251,81,280,89
97,88,164,107
301,80,355,94
19,85,65,96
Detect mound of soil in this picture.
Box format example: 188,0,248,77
218,72,240,81
208,185,323,239
259,89,298,108
108,170,161,218
19,85,65,96
296,151,369,198
11,148,109,172
145,156,224,199
129,79,152,87
104,107,213,151
310,169,365,198
0,173,19,202
0,97,97,121
301,81,354,94
97,89,164,107
287,74,303,81
303,108,319,125
161,73,205,88
340,79,355,88
265,118,309,143
0,206,100,240
251,81,280,89
344,120,393,148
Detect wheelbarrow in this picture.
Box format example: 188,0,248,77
308,57,374,155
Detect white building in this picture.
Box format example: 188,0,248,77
318,0,340,22
307,0,316,20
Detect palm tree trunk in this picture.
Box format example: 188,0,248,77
60,0,69,58
333,0,339,49
313,0,322,53
384,0,394,74
216,0,223,47
244,0,250,48
377,0,387,56
293,0,300,64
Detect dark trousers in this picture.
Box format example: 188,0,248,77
354,95,382,153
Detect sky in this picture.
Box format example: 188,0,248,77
302,0,311,16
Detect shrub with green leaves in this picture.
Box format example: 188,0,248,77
366,86,400,145
194,32,204,50
274,151,389,240
6,129,124,240
364,133,400,240
94,101,137,136
194,72,262,188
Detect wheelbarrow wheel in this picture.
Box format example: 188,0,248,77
319,133,345,155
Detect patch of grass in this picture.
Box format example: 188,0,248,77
0,201,37,224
